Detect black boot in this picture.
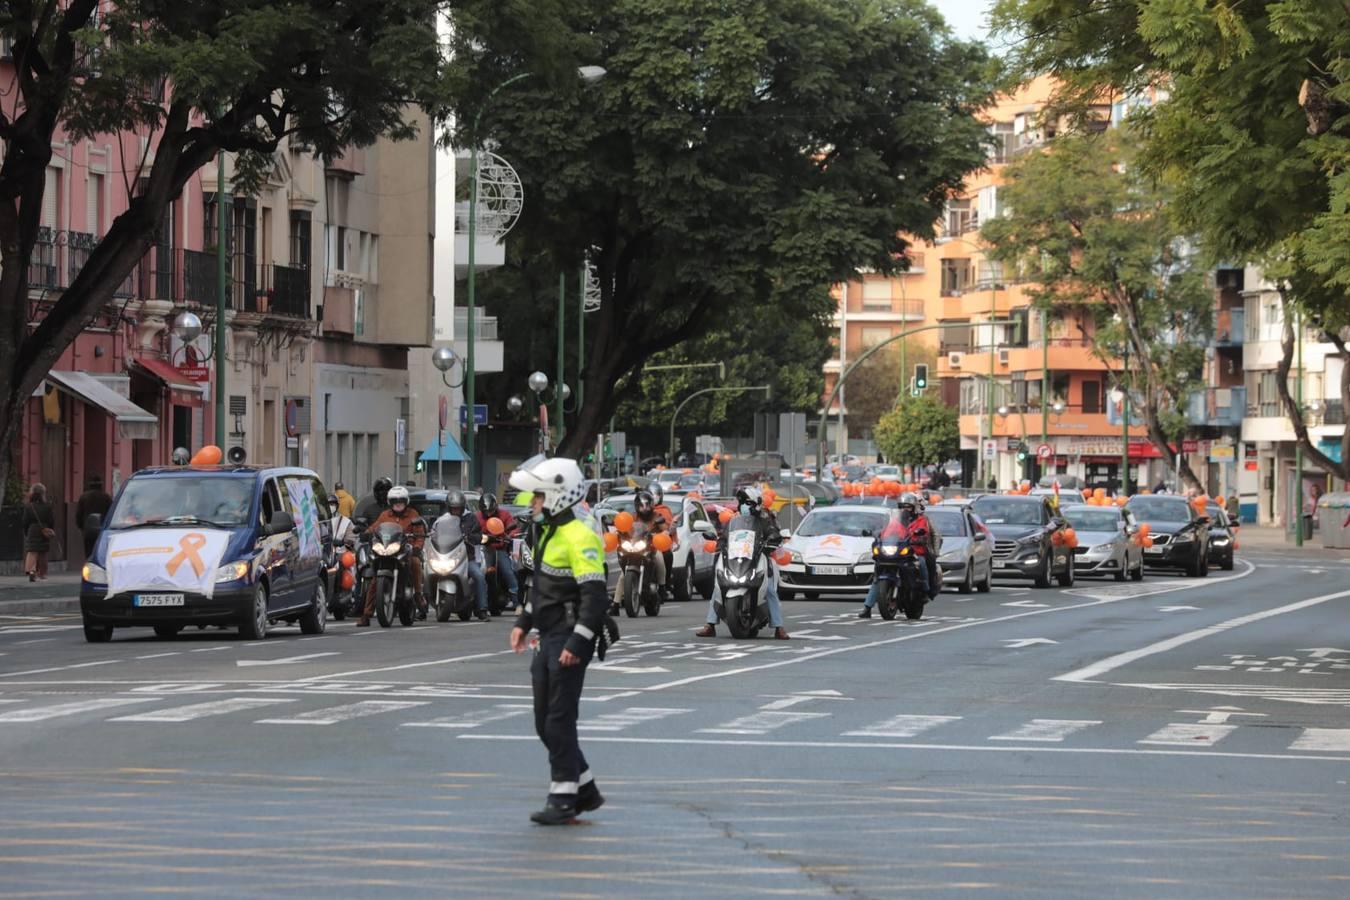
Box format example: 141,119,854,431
858,606,872,619
530,799,578,826
577,781,606,814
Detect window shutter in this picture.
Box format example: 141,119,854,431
86,173,102,235
42,168,58,227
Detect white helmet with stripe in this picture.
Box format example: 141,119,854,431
509,454,587,518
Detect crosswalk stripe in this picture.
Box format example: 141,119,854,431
403,704,533,729
698,710,830,735
1289,728,1350,753
256,700,427,725
0,697,160,722
579,707,691,732
989,719,1102,743
1139,723,1236,747
109,697,297,723
843,714,960,738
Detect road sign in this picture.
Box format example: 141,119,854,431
395,418,407,456
1037,443,1053,460
459,404,488,427
438,396,448,430
982,438,997,460
1007,437,1022,452
284,400,299,437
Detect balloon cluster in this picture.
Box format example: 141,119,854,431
838,480,930,498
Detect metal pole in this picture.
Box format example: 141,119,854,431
1040,307,1049,443
1121,342,1130,496
465,142,479,489
215,149,227,445
837,283,848,459
986,286,997,490
578,268,585,412
556,272,565,448
671,386,770,463
438,421,444,490
1295,307,1304,546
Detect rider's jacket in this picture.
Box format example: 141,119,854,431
513,508,607,657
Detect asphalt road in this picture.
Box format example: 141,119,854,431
2,549,1349,898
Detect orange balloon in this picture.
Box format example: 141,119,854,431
1143,536,1154,548
762,489,777,505
719,509,733,525
704,540,718,554
773,548,792,566
930,493,943,505
1093,488,1106,499
1192,496,1209,512
652,532,672,552
191,445,223,465
486,516,505,536
1215,496,1227,508
1051,530,1065,546
1082,489,1093,499
603,532,619,552
341,550,356,569
614,511,634,533
340,570,354,591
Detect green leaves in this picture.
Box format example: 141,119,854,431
873,395,959,467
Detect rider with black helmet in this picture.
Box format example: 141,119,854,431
353,476,394,525
443,489,489,620
612,490,668,613
477,493,520,612
695,485,790,640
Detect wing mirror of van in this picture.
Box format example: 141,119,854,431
267,510,296,536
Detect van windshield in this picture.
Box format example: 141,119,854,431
107,476,255,529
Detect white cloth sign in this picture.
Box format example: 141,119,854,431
106,528,231,599
285,478,321,559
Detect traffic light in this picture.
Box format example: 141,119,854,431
914,363,929,393
1017,449,1028,463
415,460,425,473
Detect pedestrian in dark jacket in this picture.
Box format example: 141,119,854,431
22,484,57,582
75,476,112,559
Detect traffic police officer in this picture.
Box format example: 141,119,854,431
507,454,608,824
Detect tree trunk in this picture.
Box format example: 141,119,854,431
1275,288,1350,482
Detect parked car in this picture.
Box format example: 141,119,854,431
777,505,896,601
969,494,1076,588
80,465,333,643
594,492,717,601
1205,502,1237,571
1060,503,1144,581
926,504,993,593
1125,495,1212,577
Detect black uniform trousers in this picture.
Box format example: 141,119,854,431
531,630,592,800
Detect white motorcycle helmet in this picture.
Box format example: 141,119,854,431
387,485,410,511
509,454,587,519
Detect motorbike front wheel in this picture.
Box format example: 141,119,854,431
435,585,453,622
877,579,898,620
901,575,925,621
375,579,394,628
723,590,760,640
621,570,641,618
642,565,661,617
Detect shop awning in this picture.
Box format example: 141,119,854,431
45,371,158,440
131,357,205,407
419,434,469,463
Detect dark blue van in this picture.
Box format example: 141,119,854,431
80,466,333,643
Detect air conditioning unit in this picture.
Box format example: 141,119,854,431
947,351,963,369
998,348,1011,365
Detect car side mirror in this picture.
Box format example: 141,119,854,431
1126,524,1139,535
84,513,103,532
780,528,792,539
692,520,715,535
267,510,295,536
974,531,988,542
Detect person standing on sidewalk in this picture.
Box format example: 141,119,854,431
75,477,112,560
22,484,57,582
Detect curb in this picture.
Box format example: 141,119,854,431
0,598,81,617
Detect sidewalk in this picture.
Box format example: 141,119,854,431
0,572,83,616
1234,524,1350,558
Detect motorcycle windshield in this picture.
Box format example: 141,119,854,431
726,516,760,560
430,515,464,553
374,522,403,545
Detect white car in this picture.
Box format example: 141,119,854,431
872,465,902,483
777,505,896,600
594,494,718,602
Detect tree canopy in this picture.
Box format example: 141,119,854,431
445,0,993,456
843,339,938,438
873,394,958,468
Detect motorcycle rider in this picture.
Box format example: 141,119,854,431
650,483,677,599
358,485,426,626
445,489,489,621
478,493,520,613
696,485,790,640
858,492,940,618
611,489,668,614
353,476,394,525
506,455,609,825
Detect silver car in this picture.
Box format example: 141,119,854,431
927,505,993,593
1061,504,1144,581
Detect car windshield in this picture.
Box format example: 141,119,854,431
796,510,890,538
874,465,899,475
1128,498,1193,523
971,498,1046,526
1206,505,1230,526
107,475,254,529
924,509,968,536
1064,509,1123,532
411,499,445,520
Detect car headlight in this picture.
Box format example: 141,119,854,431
858,551,875,564
374,541,402,556
214,560,250,583
1172,532,1194,544
1211,537,1230,547
82,562,107,583
1015,533,1043,547
787,549,803,565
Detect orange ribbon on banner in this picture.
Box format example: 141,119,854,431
166,533,208,577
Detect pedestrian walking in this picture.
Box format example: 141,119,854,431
333,482,356,518
75,476,112,559
22,484,57,582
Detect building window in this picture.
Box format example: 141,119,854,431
943,199,974,237
941,259,973,296
289,211,311,269
988,122,1016,164
861,280,891,310
1081,380,1102,414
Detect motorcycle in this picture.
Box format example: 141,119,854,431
610,517,668,618
363,518,424,627
425,515,475,622
327,505,359,620
482,520,518,616
708,514,773,638
515,530,534,613
871,523,927,621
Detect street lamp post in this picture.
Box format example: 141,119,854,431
670,385,772,463
1295,307,1304,546
215,148,228,445
556,272,565,446
431,346,464,490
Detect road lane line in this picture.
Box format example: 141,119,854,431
0,659,121,678
458,732,1350,763
402,704,534,729
134,652,182,660
293,650,517,681
256,699,427,725
632,560,1257,693
578,707,691,732
989,719,1101,743
1289,729,1350,753
1054,584,1350,684
843,714,960,739
0,697,160,722
1139,723,1235,747
698,710,830,735
109,697,297,722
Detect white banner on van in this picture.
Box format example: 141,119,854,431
285,478,321,560
105,528,231,599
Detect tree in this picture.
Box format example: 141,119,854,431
0,0,448,487
843,339,939,437
445,0,992,458
873,394,958,469
981,131,1212,491
991,0,1350,480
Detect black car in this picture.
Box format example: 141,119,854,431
969,494,1075,588
1125,495,1211,577
1205,503,1237,571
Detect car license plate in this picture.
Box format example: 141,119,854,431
1145,547,1164,555
134,593,185,607
812,565,848,576
994,560,1009,569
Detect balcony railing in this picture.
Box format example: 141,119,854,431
257,263,311,317
1187,386,1246,427
1214,307,1244,346
454,309,498,341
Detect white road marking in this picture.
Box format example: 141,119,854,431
698,710,831,735
843,714,960,739
1300,647,1350,659
588,664,671,674
1003,638,1058,649
786,630,848,641
189,646,233,653
402,704,533,729
1001,600,1051,608
0,659,121,678
989,719,1101,743
1139,723,1236,747
578,707,691,732
256,700,427,725
460,733,1350,763
1157,606,1200,612
235,652,341,668
109,697,296,722
134,652,182,660
294,650,516,681
1055,585,1350,683
1290,729,1350,753
1113,683,1350,706
0,696,160,722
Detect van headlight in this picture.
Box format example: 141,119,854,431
214,560,250,583
82,562,107,583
